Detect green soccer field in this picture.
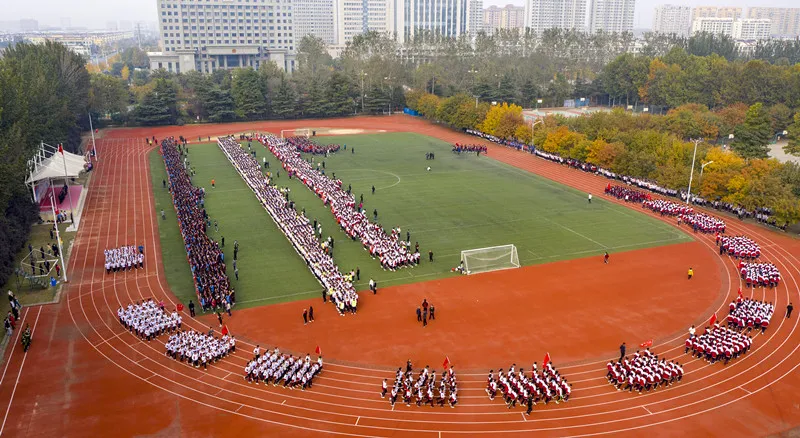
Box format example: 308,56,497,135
150,132,691,309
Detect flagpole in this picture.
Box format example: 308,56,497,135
59,144,76,224
88,113,99,162
50,190,68,283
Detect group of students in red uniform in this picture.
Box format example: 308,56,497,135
382,362,459,408
728,297,774,333
679,212,726,234
452,144,487,154
286,136,341,155
260,134,420,271
685,323,752,364
607,349,684,393
162,138,232,310
739,262,781,288
717,235,761,259
643,199,694,216
244,347,323,390
217,136,359,314
604,184,651,203
486,361,571,415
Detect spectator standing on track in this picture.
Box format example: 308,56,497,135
303,309,308,325
603,252,609,264
423,311,427,327
787,303,794,319
688,267,694,280
416,307,422,322
309,306,314,322
430,305,435,320
225,301,232,317
619,342,626,361
422,299,429,319
217,311,224,327
688,325,696,338
369,278,375,294
407,359,413,373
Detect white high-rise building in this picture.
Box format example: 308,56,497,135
588,0,635,33
524,0,587,34
732,18,772,40
691,6,741,21
294,0,338,45
691,17,734,37
337,0,393,45
397,0,469,42
150,0,296,74
468,0,484,34
652,4,691,36
747,7,800,37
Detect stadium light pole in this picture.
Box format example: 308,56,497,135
686,138,703,205
88,113,99,162
360,71,367,113
700,160,714,179
530,119,543,148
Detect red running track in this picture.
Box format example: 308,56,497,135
0,117,799,437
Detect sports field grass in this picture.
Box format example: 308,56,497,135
150,132,692,309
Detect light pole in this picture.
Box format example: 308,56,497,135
530,119,543,148
384,76,393,115
700,160,714,179
686,138,703,205
360,71,368,112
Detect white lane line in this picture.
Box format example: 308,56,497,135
0,307,43,436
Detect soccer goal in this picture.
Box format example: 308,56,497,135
460,244,520,275
280,128,311,139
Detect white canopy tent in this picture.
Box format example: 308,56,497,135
26,142,88,203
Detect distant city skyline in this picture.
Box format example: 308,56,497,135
4,0,800,31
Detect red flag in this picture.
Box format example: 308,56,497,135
221,325,229,336
709,313,717,326
442,356,450,369
640,339,653,348
58,143,64,154
315,345,321,355
177,303,184,312
543,352,551,367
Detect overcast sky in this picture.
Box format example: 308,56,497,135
5,0,800,30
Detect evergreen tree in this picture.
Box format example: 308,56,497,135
134,78,177,125
785,112,800,157
365,84,391,114
203,87,236,123
272,78,297,119
232,68,267,120
326,72,355,116
300,77,327,118
732,103,772,159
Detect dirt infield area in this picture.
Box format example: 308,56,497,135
1,116,800,437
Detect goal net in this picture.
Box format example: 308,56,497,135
280,128,311,139
461,244,520,275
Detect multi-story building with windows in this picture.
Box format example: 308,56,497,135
652,4,691,36
396,0,469,42
484,4,524,34
732,18,772,40
294,0,337,45
524,0,586,34
149,0,296,74
747,7,800,37
467,0,484,34
588,0,634,33
691,6,741,21
691,17,734,37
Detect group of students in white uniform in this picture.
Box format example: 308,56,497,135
243,347,323,390
217,136,358,315
717,235,761,259
685,323,752,364
164,329,236,369
739,262,781,288
487,362,572,414
383,363,459,408
260,134,420,271
643,199,694,216
606,350,684,393
105,245,144,273
727,297,775,333
117,299,182,341
679,212,726,233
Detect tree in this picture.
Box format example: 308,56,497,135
202,86,236,123
134,78,178,125
417,93,440,119
326,72,355,116
89,73,130,116
300,77,329,117
767,103,793,132
271,78,297,119
231,68,267,120
480,102,523,137
785,112,800,156
732,103,772,159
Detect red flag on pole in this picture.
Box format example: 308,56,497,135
58,143,64,154
442,356,451,369
639,339,653,348
315,345,321,355
543,352,551,367
221,325,229,336
177,303,184,312
738,287,743,298
709,313,717,326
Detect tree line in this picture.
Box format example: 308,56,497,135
0,42,90,287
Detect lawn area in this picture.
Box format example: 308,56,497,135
1,222,75,316
251,132,691,291
150,133,691,309
149,146,322,309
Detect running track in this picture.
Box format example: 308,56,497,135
1,116,800,436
